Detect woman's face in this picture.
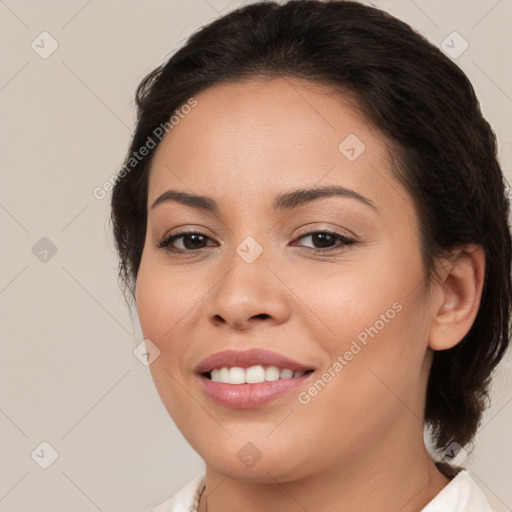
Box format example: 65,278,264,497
136,77,435,481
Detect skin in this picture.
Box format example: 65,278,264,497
135,76,485,512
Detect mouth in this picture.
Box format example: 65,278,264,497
195,349,316,409
202,366,315,384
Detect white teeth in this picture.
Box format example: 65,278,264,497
280,368,294,379
265,365,280,381
245,365,265,383
219,367,230,383
229,367,246,384
208,365,310,384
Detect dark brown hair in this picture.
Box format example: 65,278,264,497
110,0,512,457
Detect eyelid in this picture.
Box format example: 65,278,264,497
157,224,216,243
293,223,358,241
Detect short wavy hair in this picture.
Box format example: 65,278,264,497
110,0,512,460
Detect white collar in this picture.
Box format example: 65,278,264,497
149,469,494,512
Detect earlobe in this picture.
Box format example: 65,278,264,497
429,244,485,351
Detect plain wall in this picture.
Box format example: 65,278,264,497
0,1,511,510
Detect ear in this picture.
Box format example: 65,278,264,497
429,244,485,351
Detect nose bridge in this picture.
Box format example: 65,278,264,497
219,231,271,301
221,205,273,270
235,233,266,265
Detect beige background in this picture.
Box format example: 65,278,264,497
1,0,511,511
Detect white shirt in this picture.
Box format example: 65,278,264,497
146,470,494,512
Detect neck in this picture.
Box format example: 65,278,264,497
198,424,450,512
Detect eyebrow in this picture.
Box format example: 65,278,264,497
150,184,377,213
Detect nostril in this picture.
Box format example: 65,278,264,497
253,313,270,319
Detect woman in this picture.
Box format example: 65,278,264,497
111,1,511,510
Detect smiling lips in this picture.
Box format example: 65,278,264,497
195,348,315,409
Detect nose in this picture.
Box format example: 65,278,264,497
205,244,291,331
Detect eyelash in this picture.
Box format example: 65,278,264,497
155,229,357,255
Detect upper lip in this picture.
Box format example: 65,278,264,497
195,349,315,374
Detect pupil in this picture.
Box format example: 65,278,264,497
184,234,205,250
313,233,334,248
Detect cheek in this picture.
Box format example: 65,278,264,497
135,256,203,428
291,253,405,346
135,256,199,354
301,244,429,396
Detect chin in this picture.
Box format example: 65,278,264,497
195,436,315,483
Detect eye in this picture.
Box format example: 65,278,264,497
156,229,357,255
291,230,357,252
156,231,216,253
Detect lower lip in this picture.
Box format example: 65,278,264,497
198,373,314,409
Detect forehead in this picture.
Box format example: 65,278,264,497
148,76,396,211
